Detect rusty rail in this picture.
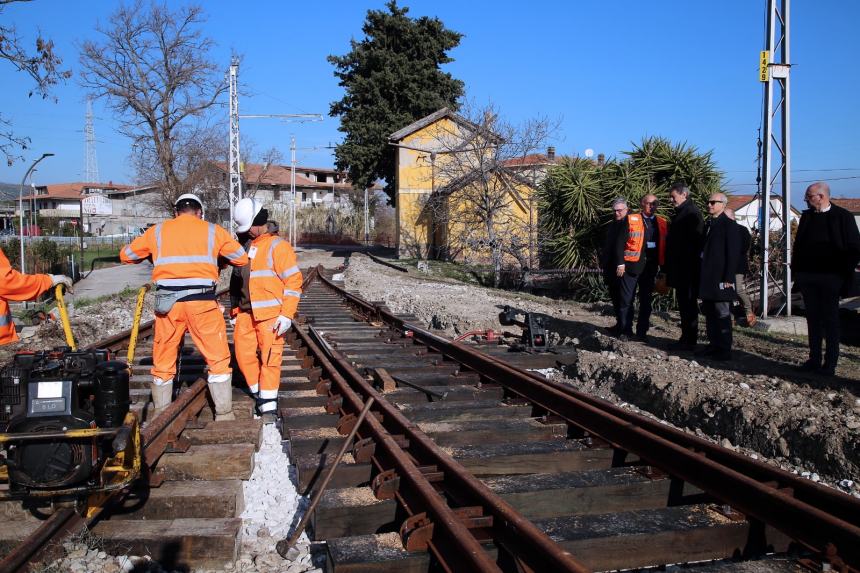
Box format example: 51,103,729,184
313,266,860,571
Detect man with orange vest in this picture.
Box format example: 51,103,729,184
633,193,669,340
230,198,302,423
120,194,248,420
0,248,73,345
601,197,647,339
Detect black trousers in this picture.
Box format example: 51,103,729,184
604,273,621,327
674,279,699,344
796,272,843,367
617,272,639,335
702,300,733,352
635,261,659,335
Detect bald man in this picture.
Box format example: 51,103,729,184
791,182,860,375
697,193,741,360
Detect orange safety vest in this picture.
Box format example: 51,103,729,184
0,247,53,345
623,214,645,262
655,215,668,266
247,234,303,321
120,213,248,286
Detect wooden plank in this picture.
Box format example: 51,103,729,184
109,480,244,520
418,418,567,447
484,467,676,519
372,368,397,393
93,517,242,569
449,440,615,476
155,444,256,481
534,505,791,571
282,406,335,429
396,400,533,423
183,419,263,450
313,487,397,540
0,521,39,557
294,453,372,495
326,532,429,573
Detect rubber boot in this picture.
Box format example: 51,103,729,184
209,375,236,421
150,379,173,419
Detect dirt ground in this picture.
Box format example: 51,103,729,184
343,253,860,495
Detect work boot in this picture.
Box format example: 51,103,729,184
150,379,173,419
208,374,236,421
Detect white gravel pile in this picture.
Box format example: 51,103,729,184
236,423,320,573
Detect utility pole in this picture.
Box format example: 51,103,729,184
228,57,242,229
290,136,297,246
85,98,99,184
759,0,792,317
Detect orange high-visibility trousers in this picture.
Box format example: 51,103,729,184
233,310,284,401
152,299,232,382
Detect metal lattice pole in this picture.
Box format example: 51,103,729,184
85,98,99,184
228,57,243,229
759,0,792,317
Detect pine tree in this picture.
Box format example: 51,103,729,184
328,1,465,201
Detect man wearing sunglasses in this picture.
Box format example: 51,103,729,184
665,182,705,350
698,193,741,360
792,182,860,375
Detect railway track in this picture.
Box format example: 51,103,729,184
287,265,860,572
0,256,858,572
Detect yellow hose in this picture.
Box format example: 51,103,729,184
127,284,151,365
55,284,76,351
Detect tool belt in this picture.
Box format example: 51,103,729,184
154,285,217,315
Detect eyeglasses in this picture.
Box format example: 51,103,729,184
707,200,725,205
804,194,822,201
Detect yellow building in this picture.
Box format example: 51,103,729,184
389,108,554,268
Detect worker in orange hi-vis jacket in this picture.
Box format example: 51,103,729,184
230,198,302,423
120,194,248,420
0,247,73,345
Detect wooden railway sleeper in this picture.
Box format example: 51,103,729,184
416,465,445,483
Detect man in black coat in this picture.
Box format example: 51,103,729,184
600,198,631,335
664,182,705,350
698,193,741,360
792,182,860,375
725,208,756,327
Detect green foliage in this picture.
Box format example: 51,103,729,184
538,136,723,270
328,0,465,199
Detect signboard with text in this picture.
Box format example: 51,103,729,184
81,194,112,215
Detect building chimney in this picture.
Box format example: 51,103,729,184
597,153,605,167
546,146,555,161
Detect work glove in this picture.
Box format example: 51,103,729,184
50,275,74,293
273,315,292,336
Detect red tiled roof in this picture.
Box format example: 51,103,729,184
726,194,756,211
22,181,134,200
502,153,556,168
212,162,353,189
832,197,860,214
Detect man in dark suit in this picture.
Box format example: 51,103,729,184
664,182,705,350
725,208,756,327
635,193,669,340
600,197,648,340
792,181,860,375
698,193,741,361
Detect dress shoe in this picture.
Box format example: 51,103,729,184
670,341,696,352
695,345,717,357
711,350,732,361
795,360,820,372
818,364,836,376
618,334,630,342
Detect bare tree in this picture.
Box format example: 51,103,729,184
425,102,558,286
0,0,70,165
80,1,227,205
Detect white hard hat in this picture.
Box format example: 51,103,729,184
174,193,204,210
233,197,263,233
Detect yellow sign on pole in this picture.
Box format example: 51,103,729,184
759,51,769,82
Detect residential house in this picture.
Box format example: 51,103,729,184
831,197,860,232
19,181,141,235
726,194,801,232
389,108,557,263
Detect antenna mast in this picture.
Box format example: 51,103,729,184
85,98,99,184
228,57,242,228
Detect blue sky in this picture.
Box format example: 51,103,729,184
2,0,858,202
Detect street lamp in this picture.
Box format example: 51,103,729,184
18,153,54,273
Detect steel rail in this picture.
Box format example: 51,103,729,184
292,322,505,573
312,267,860,569
366,252,409,273
0,380,209,573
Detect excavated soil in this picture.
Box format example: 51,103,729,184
344,253,860,494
